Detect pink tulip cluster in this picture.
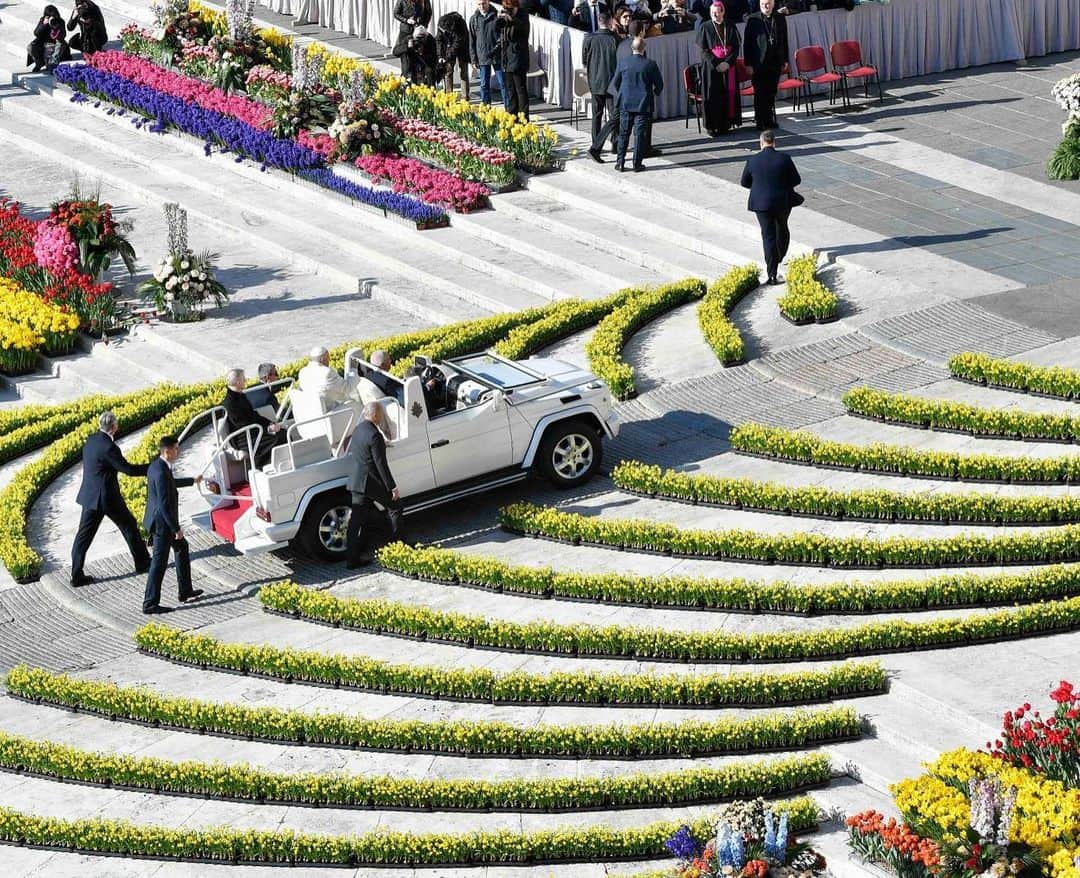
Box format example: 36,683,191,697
32,220,79,275
297,130,336,160
87,51,272,130
392,116,514,165
245,65,291,91
354,153,490,213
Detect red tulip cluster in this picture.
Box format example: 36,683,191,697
846,810,942,873
985,680,1079,785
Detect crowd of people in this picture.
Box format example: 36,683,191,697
24,0,107,72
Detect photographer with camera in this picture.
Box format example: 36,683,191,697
497,0,530,119
394,24,440,85
393,0,433,76
67,0,107,55
27,4,71,72
656,0,693,33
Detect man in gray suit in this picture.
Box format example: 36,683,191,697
344,402,402,568
609,37,664,172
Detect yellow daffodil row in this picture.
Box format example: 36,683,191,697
0,319,42,375
777,252,839,324
697,263,760,365
0,278,80,354
893,749,1080,878
951,351,1080,402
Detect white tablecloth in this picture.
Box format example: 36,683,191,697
264,0,1080,119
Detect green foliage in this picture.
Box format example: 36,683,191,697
697,263,760,365
377,542,1080,614
949,351,1080,400
585,278,707,399
1047,135,1080,181
500,501,1080,568
611,460,1080,524
132,623,886,705
0,730,831,810
5,666,865,756
729,422,1080,484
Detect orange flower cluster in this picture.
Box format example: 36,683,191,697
847,810,942,872
744,858,770,878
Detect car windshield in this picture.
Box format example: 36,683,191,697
451,354,541,389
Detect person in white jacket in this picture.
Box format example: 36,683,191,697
297,346,355,408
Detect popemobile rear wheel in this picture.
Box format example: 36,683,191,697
537,420,603,489
299,491,352,561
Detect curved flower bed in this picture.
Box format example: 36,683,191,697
391,115,516,187
777,253,838,325
950,351,1080,401
54,62,447,229
86,51,273,130
0,279,79,356
5,666,862,757
698,264,760,365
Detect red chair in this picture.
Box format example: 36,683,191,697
683,65,704,132
830,40,882,104
777,63,804,113
736,58,754,98
794,45,843,115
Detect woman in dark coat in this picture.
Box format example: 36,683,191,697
696,0,740,135
436,10,471,99
28,4,71,71
497,0,530,119
67,0,107,54
393,0,433,76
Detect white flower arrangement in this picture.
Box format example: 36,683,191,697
1051,72,1080,114
139,202,229,321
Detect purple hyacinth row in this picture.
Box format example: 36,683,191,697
53,63,448,227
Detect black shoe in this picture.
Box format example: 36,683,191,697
142,605,174,615
70,574,95,587
346,556,374,569
614,163,625,172
179,589,205,603
135,562,151,575
766,275,784,286
633,165,645,172
644,148,662,158
587,147,604,164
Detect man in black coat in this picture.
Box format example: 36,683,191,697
497,0,531,119
67,0,107,54
742,0,788,129
222,367,285,469
740,128,802,284
610,37,663,172
344,403,403,568
142,436,205,614
437,10,471,99
393,0,433,76
470,0,504,105
570,0,610,31
70,411,151,587
583,14,619,161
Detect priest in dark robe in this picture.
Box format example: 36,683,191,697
696,0,741,136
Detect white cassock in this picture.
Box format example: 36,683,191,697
297,362,355,407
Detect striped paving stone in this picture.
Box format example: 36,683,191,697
863,301,1060,363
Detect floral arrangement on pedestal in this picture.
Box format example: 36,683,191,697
270,43,337,139
846,681,1080,878
48,184,137,282
1049,73,1080,181
665,799,828,878
137,203,228,322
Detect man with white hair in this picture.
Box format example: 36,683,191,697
298,346,355,409
367,349,402,402
344,401,403,568
222,368,285,468
70,410,152,587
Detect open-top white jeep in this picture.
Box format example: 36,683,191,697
184,349,619,560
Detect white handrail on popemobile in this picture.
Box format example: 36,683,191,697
284,404,358,461
196,422,265,504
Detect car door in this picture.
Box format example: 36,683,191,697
425,398,513,487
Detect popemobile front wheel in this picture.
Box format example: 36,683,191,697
300,492,352,561
537,421,602,489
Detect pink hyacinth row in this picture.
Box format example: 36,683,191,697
32,220,79,275
354,153,490,213
391,116,514,165
86,51,272,130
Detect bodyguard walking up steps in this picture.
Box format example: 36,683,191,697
142,436,205,615
610,37,664,172
345,403,403,569
70,411,150,587
740,129,803,285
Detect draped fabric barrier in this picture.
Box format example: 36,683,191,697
264,0,1080,119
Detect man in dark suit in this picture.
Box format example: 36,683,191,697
344,403,403,568
740,128,803,285
742,0,788,129
142,436,205,614
257,362,281,414
222,368,285,468
70,411,151,587
583,13,619,162
368,350,404,404
570,0,610,31
609,36,663,172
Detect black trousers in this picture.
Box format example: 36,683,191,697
591,93,618,151
756,207,792,280
71,502,150,581
616,111,649,170
505,71,529,119
751,73,779,129
143,526,194,611
345,487,403,565
69,31,104,54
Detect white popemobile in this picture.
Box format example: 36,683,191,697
182,349,620,560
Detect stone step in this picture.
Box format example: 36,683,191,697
0,72,493,325
496,186,737,282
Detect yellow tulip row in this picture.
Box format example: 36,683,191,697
0,278,80,356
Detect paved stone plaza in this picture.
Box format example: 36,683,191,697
0,2,1079,876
